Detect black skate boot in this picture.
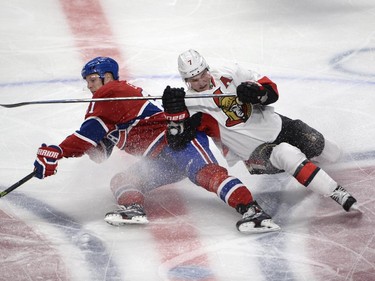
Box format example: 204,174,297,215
236,201,281,234
104,203,149,225
330,185,359,212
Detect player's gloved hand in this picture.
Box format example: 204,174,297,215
86,138,114,164
34,144,63,179
236,81,267,104
166,112,203,150
162,86,189,122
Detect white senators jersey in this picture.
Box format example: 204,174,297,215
185,64,282,166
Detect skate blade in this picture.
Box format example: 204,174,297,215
238,219,281,234
349,203,363,213
104,215,149,226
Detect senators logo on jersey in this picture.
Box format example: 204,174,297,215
213,88,252,127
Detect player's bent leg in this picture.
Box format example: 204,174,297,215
275,116,325,159
168,131,281,233
195,164,253,208
244,143,284,175
196,164,280,233
106,170,149,226
270,142,358,212
106,156,187,226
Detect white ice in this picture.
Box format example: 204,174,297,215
0,1,375,280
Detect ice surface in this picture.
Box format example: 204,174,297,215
0,0,374,280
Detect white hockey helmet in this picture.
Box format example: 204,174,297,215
178,49,209,80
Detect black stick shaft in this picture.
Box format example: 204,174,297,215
0,93,236,108
0,171,36,198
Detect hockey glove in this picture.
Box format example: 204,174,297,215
167,112,203,150
162,86,189,122
236,81,267,104
86,138,115,163
34,144,63,179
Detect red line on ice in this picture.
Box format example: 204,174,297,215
0,210,69,280
59,0,128,77
146,187,218,280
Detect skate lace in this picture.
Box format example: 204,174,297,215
329,186,349,205
117,204,143,213
243,206,262,219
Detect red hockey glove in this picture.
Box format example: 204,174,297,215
34,144,63,179
162,86,189,122
236,81,267,104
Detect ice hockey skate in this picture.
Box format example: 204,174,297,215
236,201,281,234
330,185,360,212
104,204,149,225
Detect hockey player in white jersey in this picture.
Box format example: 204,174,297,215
161,49,359,219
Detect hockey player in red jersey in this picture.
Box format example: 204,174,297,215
33,56,280,234
162,49,359,213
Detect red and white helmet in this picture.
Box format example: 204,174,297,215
178,49,209,80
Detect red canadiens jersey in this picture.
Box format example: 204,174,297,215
59,80,167,158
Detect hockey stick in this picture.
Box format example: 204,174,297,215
0,93,236,108
0,171,36,198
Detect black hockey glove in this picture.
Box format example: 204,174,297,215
162,86,188,118
166,112,203,150
236,82,267,104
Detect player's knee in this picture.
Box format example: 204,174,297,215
270,142,307,174
295,119,325,158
